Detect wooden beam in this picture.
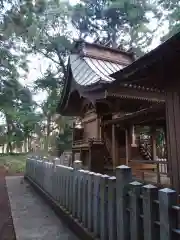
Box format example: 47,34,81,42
150,125,157,161
106,86,165,102
104,104,165,126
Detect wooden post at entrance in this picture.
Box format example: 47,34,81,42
125,129,129,165
165,90,180,193
131,125,137,147
97,117,101,139
125,127,131,166
112,124,118,169
150,125,157,161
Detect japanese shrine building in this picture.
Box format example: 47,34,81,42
57,32,180,193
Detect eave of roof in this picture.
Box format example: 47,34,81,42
104,103,165,125
110,32,180,87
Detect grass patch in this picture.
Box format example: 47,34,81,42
0,154,27,174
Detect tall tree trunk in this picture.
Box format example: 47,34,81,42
5,114,13,154
6,126,12,154
45,115,51,151
28,136,31,152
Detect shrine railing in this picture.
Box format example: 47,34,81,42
73,138,103,146
129,159,169,186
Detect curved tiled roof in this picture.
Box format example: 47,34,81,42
70,54,125,86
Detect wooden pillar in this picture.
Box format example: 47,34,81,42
125,127,131,165
72,121,75,143
125,129,129,165
97,117,101,139
150,125,157,161
80,148,82,162
131,125,137,147
165,90,180,192
112,124,118,169
72,150,75,167
88,146,92,170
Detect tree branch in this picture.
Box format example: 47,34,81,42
36,48,60,66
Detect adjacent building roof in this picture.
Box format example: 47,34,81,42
70,54,124,86
110,32,180,89
57,40,134,115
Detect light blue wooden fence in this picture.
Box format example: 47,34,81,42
25,157,180,240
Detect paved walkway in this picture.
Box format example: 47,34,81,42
6,176,79,240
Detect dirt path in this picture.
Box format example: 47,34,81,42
0,167,19,240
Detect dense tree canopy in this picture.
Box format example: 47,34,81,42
0,0,179,155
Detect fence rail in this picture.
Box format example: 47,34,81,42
25,157,180,240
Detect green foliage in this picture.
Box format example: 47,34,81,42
56,123,72,154
71,0,162,56
0,154,26,174
159,0,180,41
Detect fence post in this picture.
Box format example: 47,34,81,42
142,184,158,240
73,160,82,170
93,173,102,237
72,160,82,217
159,188,177,240
100,175,109,240
82,170,89,228
87,172,95,232
77,170,84,222
116,165,132,240
108,176,117,240
65,168,70,210
129,181,143,240
69,168,73,214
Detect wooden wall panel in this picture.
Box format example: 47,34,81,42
84,120,98,139
165,90,180,192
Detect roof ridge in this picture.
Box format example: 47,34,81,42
73,39,134,57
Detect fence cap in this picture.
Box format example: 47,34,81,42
37,160,42,163
101,174,109,179
94,173,103,176
88,171,95,175
116,165,131,169
143,184,157,189
74,160,81,163
159,188,176,193
109,176,116,181
130,181,142,186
